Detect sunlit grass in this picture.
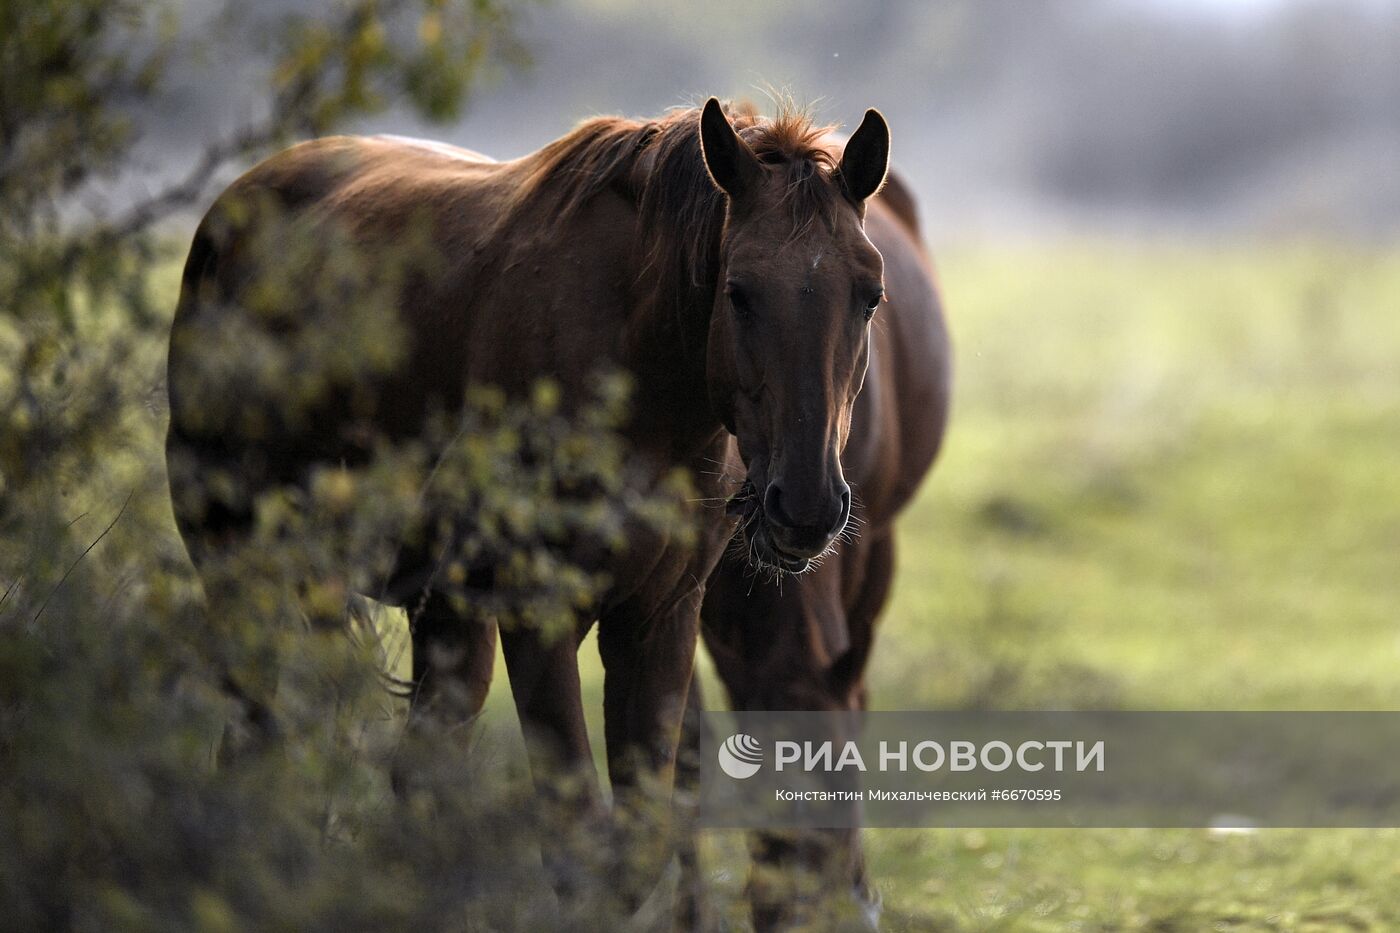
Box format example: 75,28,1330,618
857,241,1400,929
876,242,1400,714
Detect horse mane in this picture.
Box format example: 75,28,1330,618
507,101,843,302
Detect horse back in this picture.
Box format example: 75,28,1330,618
164,136,521,536
165,133,661,594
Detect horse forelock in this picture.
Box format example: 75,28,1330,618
741,108,844,244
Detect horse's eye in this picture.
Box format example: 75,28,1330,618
863,293,882,321
727,283,752,318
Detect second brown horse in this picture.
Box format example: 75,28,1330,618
697,160,949,927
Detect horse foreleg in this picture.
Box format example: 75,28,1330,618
499,620,601,902
674,675,714,931
598,588,704,919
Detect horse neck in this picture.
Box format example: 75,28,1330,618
620,245,724,459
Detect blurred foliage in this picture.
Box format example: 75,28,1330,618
0,0,693,929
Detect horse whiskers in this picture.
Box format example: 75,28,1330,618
695,456,745,484
725,525,753,565
695,467,744,484
724,479,759,517
687,494,737,509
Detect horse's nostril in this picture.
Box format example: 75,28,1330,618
763,482,793,528
765,481,851,543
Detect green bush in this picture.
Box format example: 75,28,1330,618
0,2,688,928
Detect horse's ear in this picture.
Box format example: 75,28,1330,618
837,108,890,203
699,97,761,200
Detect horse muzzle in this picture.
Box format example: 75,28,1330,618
727,476,851,573
761,480,851,560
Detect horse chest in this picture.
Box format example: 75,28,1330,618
600,440,738,624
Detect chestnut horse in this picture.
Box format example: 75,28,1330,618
696,162,949,926
166,98,943,922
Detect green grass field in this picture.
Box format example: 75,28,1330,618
860,243,1400,932
131,242,1400,929
584,242,1400,930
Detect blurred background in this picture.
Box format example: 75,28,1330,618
142,0,1400,244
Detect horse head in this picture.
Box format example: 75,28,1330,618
699,98,890,574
